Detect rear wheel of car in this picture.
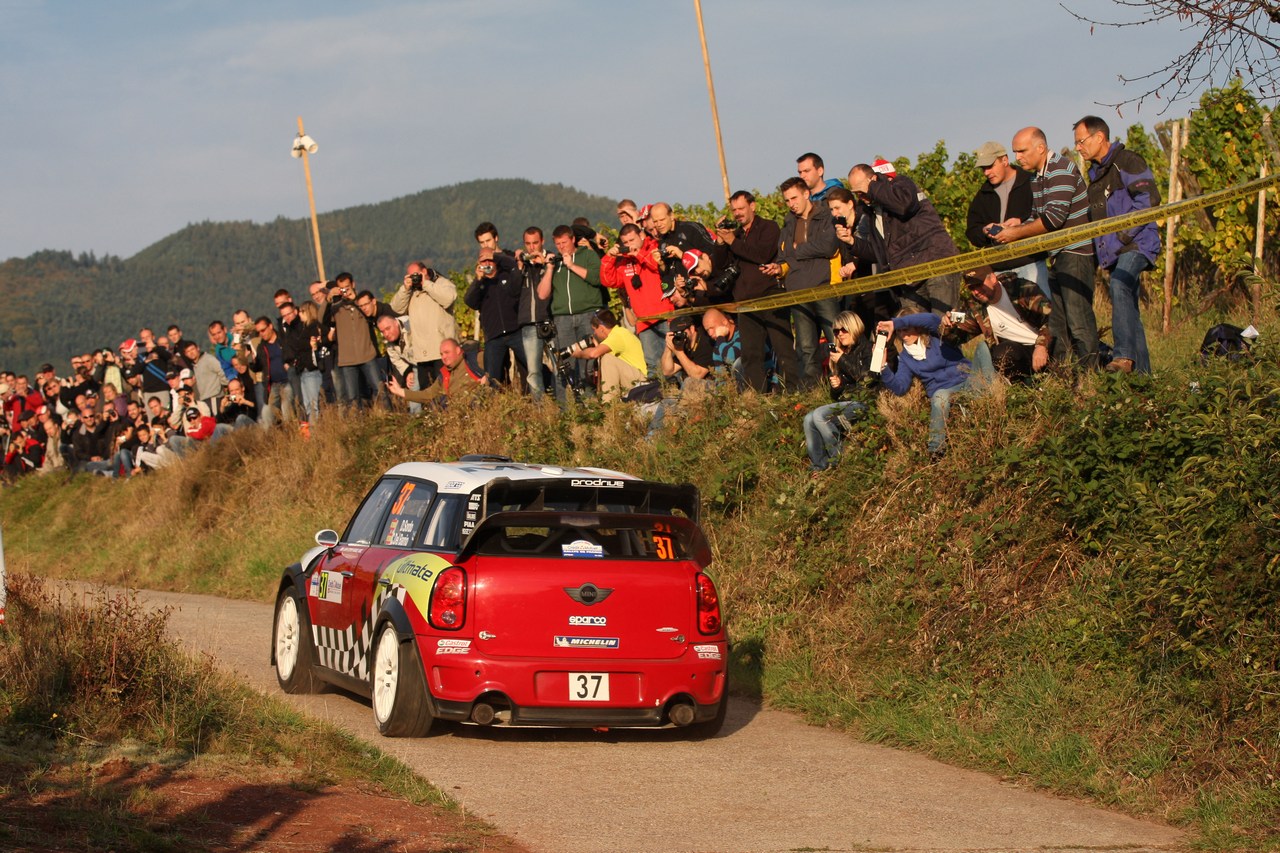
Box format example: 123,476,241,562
370,622,434,737
274,586,319,694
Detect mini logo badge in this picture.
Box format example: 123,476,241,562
564,584,613,606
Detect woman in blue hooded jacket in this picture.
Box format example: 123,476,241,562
876,312,994,458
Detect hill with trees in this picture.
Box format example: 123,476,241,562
0,179,617,374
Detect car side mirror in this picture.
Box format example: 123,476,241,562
315,529,339,548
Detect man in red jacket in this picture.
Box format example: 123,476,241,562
601,223,670,374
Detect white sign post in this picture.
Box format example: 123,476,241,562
0,522,6,625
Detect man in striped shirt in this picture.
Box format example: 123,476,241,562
993,127,1100,369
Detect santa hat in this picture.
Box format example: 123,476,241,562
637,204,653,221
872,158,897,178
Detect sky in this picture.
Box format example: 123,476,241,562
1,0,1218,263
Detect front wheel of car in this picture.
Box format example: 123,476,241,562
370,623,434,737
274,585,319,694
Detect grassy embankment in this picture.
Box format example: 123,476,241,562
0,575,511,850
1,301,1277,849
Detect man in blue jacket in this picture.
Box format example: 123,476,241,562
1074,115,1161,374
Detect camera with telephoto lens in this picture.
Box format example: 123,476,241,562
672,329,690,351
555,334,594,361
409,273,423,291
536,320,556,341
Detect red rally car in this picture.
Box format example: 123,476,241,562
270,456,729,736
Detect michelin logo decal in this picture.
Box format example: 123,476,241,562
554,636,620,649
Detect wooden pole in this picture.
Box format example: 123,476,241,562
1162,117,1186,334
1254,159,1268,322
693,0,731,204
297,116,326,282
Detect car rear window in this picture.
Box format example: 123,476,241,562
471,520,692,561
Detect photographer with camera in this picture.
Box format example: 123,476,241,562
557,308,647,403
942,266,1053,381
660,315,714,392
326,273,386,407
215,377,258,430
601,223,670,372
515,227,555,400
716,190,800,393
465,247,526,387
847,161,960,317
536,224,605,401
802,311,874,474
829,187,900,331
391,260,458,391
876,312,995,461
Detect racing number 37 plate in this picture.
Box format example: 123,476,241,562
568,672,610,702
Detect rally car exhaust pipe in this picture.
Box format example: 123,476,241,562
668,702,696,727
471,702,497,725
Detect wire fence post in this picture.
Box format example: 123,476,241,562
1,522,7,625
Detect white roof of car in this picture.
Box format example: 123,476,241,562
383,460,639,494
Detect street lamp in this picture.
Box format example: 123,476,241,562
291,116,326,282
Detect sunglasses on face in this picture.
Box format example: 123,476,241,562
834,327,848,334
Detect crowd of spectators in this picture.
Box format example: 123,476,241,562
1,117,1166,482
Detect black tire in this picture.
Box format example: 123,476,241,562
370,622,434,737
273,585,320,694
689,689,729,739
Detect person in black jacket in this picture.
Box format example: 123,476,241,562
848,161,960,316
802,311,874,474
717,191,800,393
465,248,526,387
966,141,1048,298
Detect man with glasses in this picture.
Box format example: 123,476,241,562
1074,115,1161,375
993,126,1099,370
70,407,113,475
965,141,1047,298
250,317,297,425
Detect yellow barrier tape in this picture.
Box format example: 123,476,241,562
637,171,1280,321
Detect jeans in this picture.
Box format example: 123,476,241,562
335,360,387,408
260,380,298,426
791,297,841,387
803,401,867,471
638,322,668,379
482,329,525,387
1108,252,1152,373
1011,259,1051,300
554,312,597,401
299,369,323,422
739,300,799,392
520,325,548,399
1047,251,1100,369
927,350,996,454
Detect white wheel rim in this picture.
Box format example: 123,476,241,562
372,628,400,723
275,595,300,680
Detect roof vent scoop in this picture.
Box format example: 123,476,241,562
458,454,513,463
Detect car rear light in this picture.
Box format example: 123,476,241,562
429,567,467,630
695,573,721,635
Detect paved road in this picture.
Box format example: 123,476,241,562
61,584,1186,853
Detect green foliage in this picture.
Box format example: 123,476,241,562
891,140,984,247
0,179,617,373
